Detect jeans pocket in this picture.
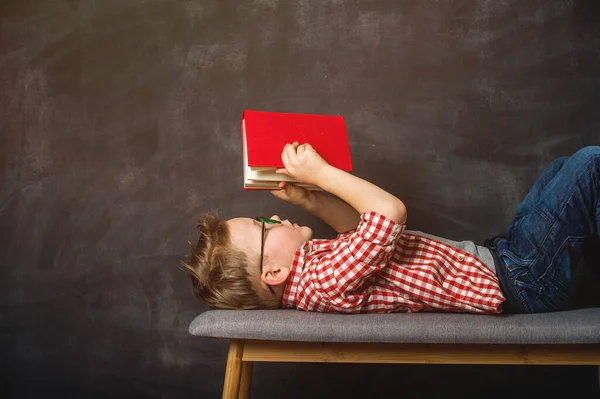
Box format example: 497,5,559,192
510,208,553,264
543,236,585,283
514,278,559,313
516,236,585,313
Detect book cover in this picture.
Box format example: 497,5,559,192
241,110,352,190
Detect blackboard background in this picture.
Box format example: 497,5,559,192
2,1,600,398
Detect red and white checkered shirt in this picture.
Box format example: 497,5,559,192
282,212,505,314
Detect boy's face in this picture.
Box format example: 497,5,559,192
226,215,313,268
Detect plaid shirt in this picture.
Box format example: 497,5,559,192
282,212,505,314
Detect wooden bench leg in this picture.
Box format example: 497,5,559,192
239,361,253,399
222,339,244,399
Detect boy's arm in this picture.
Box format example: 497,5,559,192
270,183,359,233
303,191,360,233
279,142,407,224
316,165,407,224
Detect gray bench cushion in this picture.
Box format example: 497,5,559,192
189,308,600,344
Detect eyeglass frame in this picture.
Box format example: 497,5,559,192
256,217,282,295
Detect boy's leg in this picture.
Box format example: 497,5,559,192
496,146,600,313
512,156,569,221
515,157,600,277
510,155,600,271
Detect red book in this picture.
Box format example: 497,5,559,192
241,110,352,190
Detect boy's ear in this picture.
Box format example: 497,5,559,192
261,266,290,288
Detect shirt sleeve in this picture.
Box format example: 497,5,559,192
312,211,404,311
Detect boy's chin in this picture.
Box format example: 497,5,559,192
299,226,313,240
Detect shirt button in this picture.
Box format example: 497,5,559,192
303,244,310,252
392,225,399,232
458,255,465,262
414,236,421,241
385,246,392,253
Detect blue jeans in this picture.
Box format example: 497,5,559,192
484,146,600,313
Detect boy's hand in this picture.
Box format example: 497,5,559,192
276,142,329,186
270,182,315,208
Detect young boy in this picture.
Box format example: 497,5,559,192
183,143,600,314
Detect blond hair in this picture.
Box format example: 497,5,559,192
181,213,281,309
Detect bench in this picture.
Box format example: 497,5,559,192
189,308,600,398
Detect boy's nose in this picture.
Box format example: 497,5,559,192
270,215,291,226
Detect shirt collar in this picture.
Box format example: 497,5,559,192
281,241,312,308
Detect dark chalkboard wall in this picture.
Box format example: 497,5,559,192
2,1,600,397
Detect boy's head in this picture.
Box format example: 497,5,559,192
182,213,312,309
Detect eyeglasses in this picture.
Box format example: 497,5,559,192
256,217,282,295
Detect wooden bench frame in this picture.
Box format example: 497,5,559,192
221,339,600,399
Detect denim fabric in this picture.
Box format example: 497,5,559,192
485,146,600,313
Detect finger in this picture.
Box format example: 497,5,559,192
282,183,299,199
281,143,295,161
269,189,286,200
281,150,289,167
285,142,299,164
297,143,308,156
284,182,297,194
275,168,291,176
291,142,300,156
290,184,308,197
